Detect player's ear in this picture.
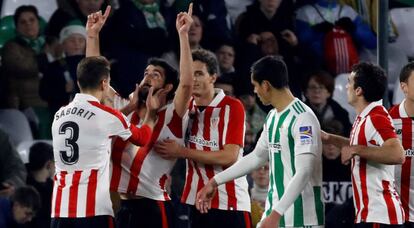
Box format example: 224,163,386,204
401,82,408,96
210,74,217,84
164,84,173,93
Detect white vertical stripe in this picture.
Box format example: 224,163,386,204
60,173,72,217
222,105,230,145
76,170,88,217
51,176,58,217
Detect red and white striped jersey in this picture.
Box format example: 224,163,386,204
350,101,404,224
390,99,414,222
51,94,148,218
181,89,250,212
110,95,187,200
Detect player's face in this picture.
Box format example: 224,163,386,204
346,72,357,106
140,64,166,94
192,60,215,97
251,165,269,188
401,71,414,102
251,76,270,105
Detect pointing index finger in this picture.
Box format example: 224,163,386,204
188,3,193,17
103,5,111,19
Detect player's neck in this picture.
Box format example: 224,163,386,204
353,99,370,115
271,88,295,112
81,90,103,103
404,98,414,117
194,88,215,106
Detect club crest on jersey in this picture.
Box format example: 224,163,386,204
299,126,312,145
210,117,219,129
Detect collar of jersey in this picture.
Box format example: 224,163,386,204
398,99,408,118
197,88,225,107
358,100,383,118
73,93,100,103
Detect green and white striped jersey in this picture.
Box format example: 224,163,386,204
259,98,324,227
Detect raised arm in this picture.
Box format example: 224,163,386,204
85,6,111,57
173,3,194,117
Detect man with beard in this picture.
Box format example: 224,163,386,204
85,4,194,228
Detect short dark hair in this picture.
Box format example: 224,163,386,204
352,62,387,102
400,62,414,83
77,56,111,90
147,58,178,101
11,186,41,212
306,70,335,94
14,5,39,25
28,142,53,171
250,55,289,89
192,49,219,75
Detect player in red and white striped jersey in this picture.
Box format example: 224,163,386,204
389,62,414,227
85,4,194,228
155,49,251,228
323,62,405,228
51,27,162,228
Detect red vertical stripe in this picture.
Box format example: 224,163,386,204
159,174,170,200
167,110,183,138
382,180,398,224
68,171,82,217
54,171,67,217
110,139,128,192
243,211,252,228
202,108,219,208
127,110,166,194
110,111,140,192
357,120,369,221
86,169,98,217
182,108,199,203
181,160,194,203
157,201,169,228
194,162,205,198
350,117,361,221
401,118,412,221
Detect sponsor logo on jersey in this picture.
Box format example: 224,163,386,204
188,135,218,147
269,143,281,152
405,149,414,157
299,126,313,145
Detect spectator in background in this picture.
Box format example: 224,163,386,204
321,121,353,227
238,93,266,139
1,5,47,110
237,0,296,53
237,31,304,97
214,76,235,97
105,0,171,97
249,164,269,228
163,14,203,70
304,70,352,136
0,129,27,198
216,43,235,75
0,186,41,228
46,0,106,39
296,0,377,74
40,24,87,114
191,0,232,50
25,142,54,228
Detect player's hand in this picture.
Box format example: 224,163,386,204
176,3,193,35
195,179,217,213
145,87,168,112
154,139,183,159
128,84,140,109
86,5,111,38
341,145,360,165
259,210,281,228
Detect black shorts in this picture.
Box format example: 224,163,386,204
116,198,175,228
404,222,414,228
50,215,114,228
189,205,252,228
354,223,404,228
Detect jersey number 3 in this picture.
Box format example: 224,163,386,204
59,121,79,165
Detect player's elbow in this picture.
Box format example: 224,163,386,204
220,154,238,167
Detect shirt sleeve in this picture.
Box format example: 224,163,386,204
224,100,245,146
367,114,397,145
293,112,321,156
107,110,132,140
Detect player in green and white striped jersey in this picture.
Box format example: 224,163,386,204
195,56,324,228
